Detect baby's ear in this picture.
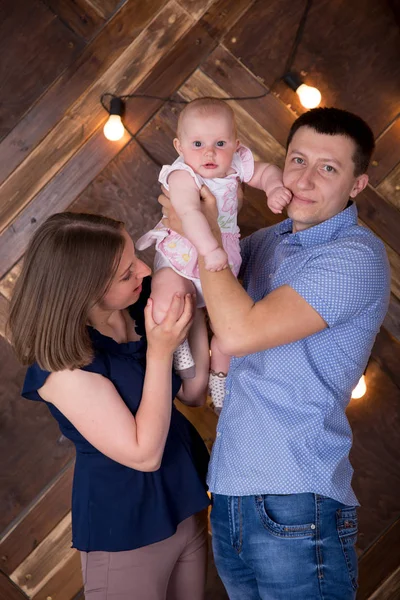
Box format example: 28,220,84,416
235,139,240,151
173,138,183,155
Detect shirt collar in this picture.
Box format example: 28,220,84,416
275,201,358,247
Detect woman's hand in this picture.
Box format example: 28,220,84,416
144,293,194,359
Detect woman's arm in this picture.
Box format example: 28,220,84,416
39,294,194,471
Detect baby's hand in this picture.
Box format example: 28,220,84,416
204,247,228,272
267,186,292,214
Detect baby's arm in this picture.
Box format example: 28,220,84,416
248,162,292,214
168,170,228,271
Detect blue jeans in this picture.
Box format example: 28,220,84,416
210,493,358,600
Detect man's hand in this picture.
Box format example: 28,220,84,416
158,186,183,235
158,185,221,245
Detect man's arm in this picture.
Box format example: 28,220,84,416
159,185,326,356
198,262,326,356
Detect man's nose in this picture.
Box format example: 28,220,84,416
296,167,315,190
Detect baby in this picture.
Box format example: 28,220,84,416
137,97,291,413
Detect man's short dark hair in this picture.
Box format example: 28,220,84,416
286,107,375,176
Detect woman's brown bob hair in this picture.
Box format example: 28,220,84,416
8,212,125,372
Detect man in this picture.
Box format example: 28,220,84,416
161,107,391,599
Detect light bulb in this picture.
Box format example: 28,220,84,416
351,374,367,399
103,114,125,141
296,84,322,109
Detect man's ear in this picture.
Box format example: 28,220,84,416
350,174,369,198
173,138,182,156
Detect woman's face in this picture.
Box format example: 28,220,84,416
99,229,151,311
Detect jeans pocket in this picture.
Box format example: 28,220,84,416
255,495,316,539
336,506,358,591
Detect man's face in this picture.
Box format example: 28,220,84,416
283,127,368,232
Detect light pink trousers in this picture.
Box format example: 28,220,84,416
80,511,208,600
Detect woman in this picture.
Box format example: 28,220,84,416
8,212,211,600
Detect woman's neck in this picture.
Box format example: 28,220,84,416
88,307,140,343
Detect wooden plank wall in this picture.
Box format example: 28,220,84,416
0,1,399,598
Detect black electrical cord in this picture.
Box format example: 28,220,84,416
101,0,313,117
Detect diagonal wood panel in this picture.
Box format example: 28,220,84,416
0,0,168,186
0,463,74,575
0,0,84,142
0,0,192,233
10,513,74,597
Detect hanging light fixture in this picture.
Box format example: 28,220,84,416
103,97,125,141
283,72,322,109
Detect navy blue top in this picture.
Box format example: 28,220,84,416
22,277,210,552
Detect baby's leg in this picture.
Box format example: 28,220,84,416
209,336,231,415
151,268,196,378
179,308,210,402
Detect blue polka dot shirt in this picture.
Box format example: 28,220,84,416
207,202,391,506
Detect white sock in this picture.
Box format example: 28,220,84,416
208,371,227,415
173,339,196,379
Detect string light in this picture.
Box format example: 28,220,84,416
103,98,125,141
283,73,321,109
100,0,320,138
351,374,367,399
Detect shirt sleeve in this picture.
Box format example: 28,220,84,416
22,363,51,402
289,239,390,327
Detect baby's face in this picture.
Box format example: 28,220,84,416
174,112,239,179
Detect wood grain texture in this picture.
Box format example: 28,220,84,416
0,571,28,600
368,565,400,600
0,463,74,575
0,336,74,535
357,185,400,257
43,0,109,41
177,0,214,20
0,0,84,142
32,551,82,600
0,261,23,301
70,138,162,273
200,0,255,40
378,162,400,211
369,117,400,187
10,513,74,597
177,70,286,165
383,294,400,341
225,0,400,135
0,128,130,279
200,45,295,147
0,0,191,233
122,19,218,136
0,292,9,338
358,517,400,599
371,326,400,390
0,0,167,186
347,360,400,552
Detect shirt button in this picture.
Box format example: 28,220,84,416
225,389,229,395
216,432,221,438
311,524,316,530
269,273,273,278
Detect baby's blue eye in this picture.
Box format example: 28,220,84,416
193,141,202,148
216,141,226,147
